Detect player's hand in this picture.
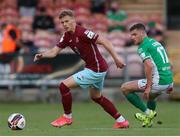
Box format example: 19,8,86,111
143,87,151,100
34,53,43,62
115,58,126,69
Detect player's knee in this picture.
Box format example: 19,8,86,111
90,90,102,99
59,82,70,95
120,83,129,95
91,96,102,104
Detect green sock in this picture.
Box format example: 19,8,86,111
147,101,156,110
126,93,147,112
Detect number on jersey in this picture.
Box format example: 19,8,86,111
157,46,169,63
152,42,169,63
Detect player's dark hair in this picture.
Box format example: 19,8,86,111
129,23,146,31
59,9,74,19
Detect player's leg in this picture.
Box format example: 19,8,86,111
147,83,173,111
144,83,173,126
146,84,172,118
51,76,79,127
121,79,158,127
59,76,79,115
89,88,120,120
51,68,101,127
89,88,129,128
147,92,160,110
147,83,172,111
120,80,147,113
135,92,159,127
88,70,127,126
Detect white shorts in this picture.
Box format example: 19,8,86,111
138,79,173,94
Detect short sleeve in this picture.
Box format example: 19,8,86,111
56,33,68,49
83,30,99,43
138,46,151,62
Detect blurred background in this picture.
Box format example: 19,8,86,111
0,0,179,103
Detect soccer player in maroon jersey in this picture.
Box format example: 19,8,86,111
34,9,129,128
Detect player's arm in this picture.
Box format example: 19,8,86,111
143,59,153,99
34,46,62,62
96,35,125,68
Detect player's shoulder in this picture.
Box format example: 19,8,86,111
76,25,87,35
141,37,154,47
76,25,97,39
77,25,96,34
145,37,159,46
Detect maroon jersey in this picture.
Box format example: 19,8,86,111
56,25,108,72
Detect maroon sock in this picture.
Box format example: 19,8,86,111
92,96,121,119
59,83,72,114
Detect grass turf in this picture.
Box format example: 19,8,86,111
0,101,180,136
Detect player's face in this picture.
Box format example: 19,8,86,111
60,15,75,32
130,29,144,45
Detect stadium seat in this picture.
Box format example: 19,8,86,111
34,30,55,49
21,31,34,42
18,16,33,32
90,14,109,32
54,0,72,11
127,53,144,78
106,49,125,78
38,0,54,9
1,0,17,9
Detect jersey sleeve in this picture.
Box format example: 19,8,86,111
138,45,151,62
56,33,68,49
83,29,99,43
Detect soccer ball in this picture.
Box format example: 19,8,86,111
8,113,26,130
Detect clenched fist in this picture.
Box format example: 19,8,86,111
34,53,43,62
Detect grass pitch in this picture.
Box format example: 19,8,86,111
0,101,180,136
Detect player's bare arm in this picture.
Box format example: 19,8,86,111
96,35,126,68
34,46,62,62
143,59,153,100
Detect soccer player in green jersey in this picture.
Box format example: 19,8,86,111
120,23,173,127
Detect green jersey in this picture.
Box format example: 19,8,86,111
137,37,173,85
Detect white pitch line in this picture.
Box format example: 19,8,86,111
58,127,180,131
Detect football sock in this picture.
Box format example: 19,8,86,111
126,93,147,112
116,115,125,122
59,83,72,115
145,108,151,115
64,113,72,119
92,96,121,119
147,100,156,110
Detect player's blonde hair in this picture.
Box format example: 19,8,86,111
59,9,74,19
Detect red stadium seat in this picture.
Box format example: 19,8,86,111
125,46,144,78
90,14,109,32
106,54,125,78
18,16,33,32
21,31,34,42
127,53,144,78
34,30,55,49
108,31,127,47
